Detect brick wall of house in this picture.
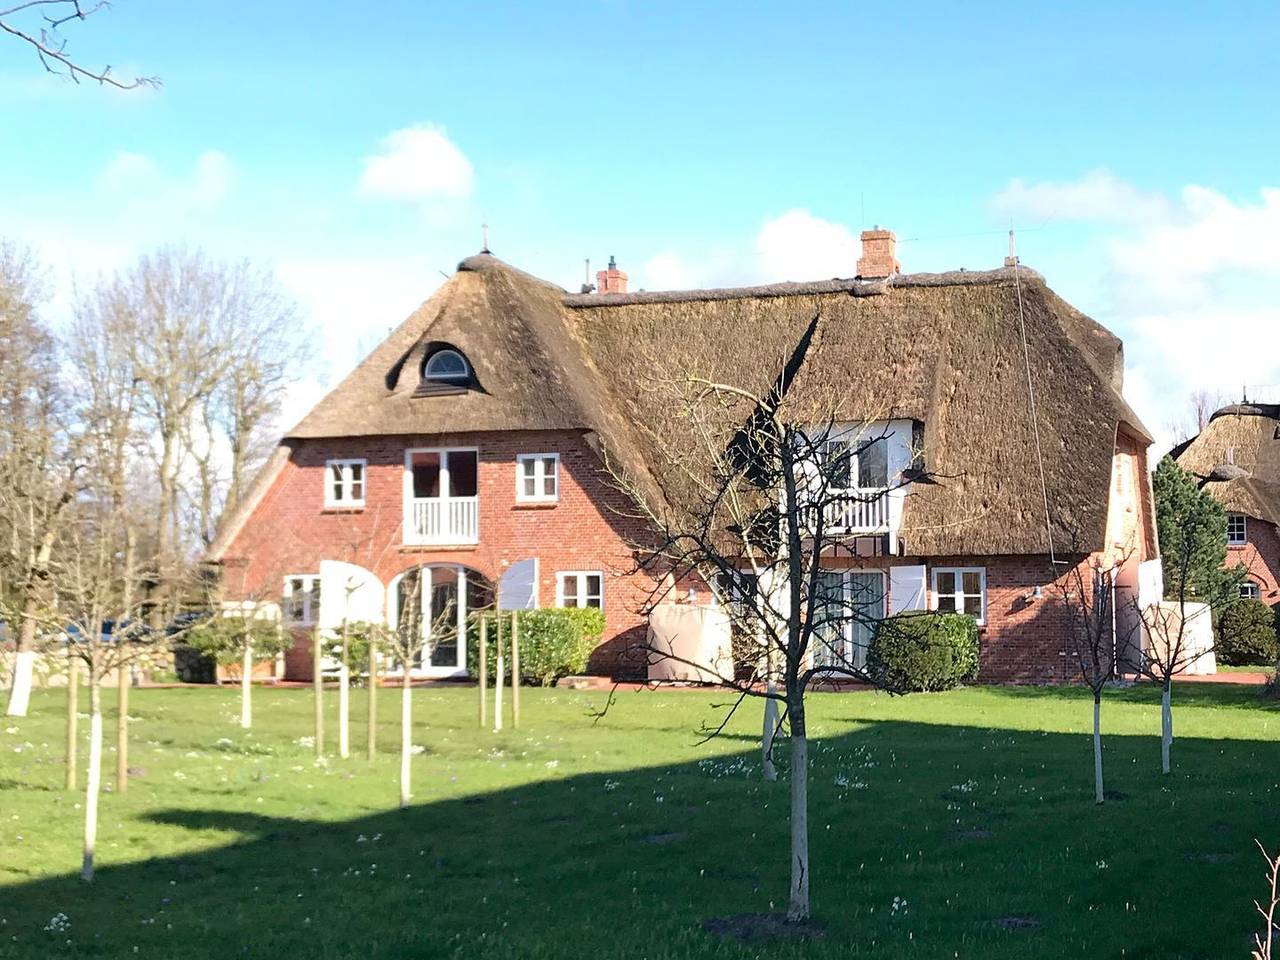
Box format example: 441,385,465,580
1229,517,1280,606
220,429,656,679
221,429,1124,685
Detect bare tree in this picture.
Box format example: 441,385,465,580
1057,558,1127,804
1255,841,1280,960
602,328,927,922
0,1,158,88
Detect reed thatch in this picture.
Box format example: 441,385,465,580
1172,404,1280,526
219,252,1147,560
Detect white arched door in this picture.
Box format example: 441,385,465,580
387,565,492,678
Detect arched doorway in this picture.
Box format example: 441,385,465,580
387,564,494,677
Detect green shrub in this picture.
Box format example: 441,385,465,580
184,614,294,678
866,611,979,692
466,608,605,686
1217,599,1279,665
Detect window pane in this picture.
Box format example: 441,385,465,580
586,574,602,601
448,451,478,497
937,595,957,613
522,476,536,497
330,463,344,501
935,571,956,596
962,571,983,595
411,452,441,498
821,442,851,489
308,580,322,619
425,350,467,379
350,463,363,499
520,458,536,480
561,576,578,606
858,439,889,488
542,457,558,495
963,594,983,618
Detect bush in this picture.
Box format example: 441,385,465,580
466,608,605,686
866,611,979,692
1217,599,1279,665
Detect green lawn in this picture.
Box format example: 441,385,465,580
2,682,1278,958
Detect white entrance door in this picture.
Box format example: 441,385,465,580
813,571,886,671
389,565,491,678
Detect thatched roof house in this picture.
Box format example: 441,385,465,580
274,250,1148,559
1171,403,1280,528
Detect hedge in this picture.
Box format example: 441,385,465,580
865,611,979,692
466,608,605,686
1217,599,1279,666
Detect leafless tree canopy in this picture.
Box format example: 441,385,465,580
0,1,158,88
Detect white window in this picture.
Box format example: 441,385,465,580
325,459,366,507
556,571,603,610
423,348,469,383
516,453,559,502
1227,513,1247,546
932,567,986,624
283,575,322,626
818,437,889,490
1241,581,1262,600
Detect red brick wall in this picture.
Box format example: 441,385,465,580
1229,517,1280,606
220,429,656,679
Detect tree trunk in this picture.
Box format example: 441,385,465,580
65,654,78,791
312,631,323,758
366,645,377,761
115,664,129,794
1093,693,1105,804
338,633,350,759
82,673,102,883
240,641,252,729
787,697,810,921
399,672,412,808
4,609,38,717
1161,682,1172,775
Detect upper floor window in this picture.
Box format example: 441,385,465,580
325,459,366,507
1227,512,1247,546
818,437,889,491
932,566,985,625
516,453,559,503
284,575,322,626
422,348,470,385
557,571,603,610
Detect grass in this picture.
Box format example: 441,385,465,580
2,681,1279,958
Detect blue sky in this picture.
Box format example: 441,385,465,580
4,0,1280,449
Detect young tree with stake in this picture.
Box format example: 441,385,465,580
185,605,291,729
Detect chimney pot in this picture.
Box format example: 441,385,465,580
596,255,629,294
857,228,900,279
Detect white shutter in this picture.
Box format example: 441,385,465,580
1138,559,1164,607
498,558,539,610
888,564,927,615
318,560,386,632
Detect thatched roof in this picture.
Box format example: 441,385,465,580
251,252,1148,558
1172,403,1280,527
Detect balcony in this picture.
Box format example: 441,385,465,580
824,489,889,533
406,496,479,546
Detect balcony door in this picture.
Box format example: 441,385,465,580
404,448,479,545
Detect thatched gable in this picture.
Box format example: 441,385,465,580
1172,404,1280,527
253,252,1147,559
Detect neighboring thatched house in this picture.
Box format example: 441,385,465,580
207,230,1159,683
1171,402,1280,606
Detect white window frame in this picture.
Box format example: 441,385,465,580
423,348,470,383
283,575,321,627
325,458,367,508
931,566,987,625
515,453,560,503
817,437,890,493
1227,512,1248,546
1241,580,1262,600
403,447,481,546
556,571,604,611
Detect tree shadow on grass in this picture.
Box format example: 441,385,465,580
4,719,1279,960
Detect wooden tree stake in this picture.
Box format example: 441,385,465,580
478,615,488,727
510,612,520,728
312,630,323,757
115,663,129,794
65,652,78,791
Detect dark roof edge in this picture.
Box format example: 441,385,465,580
1210,402,1280,422
562,265,1043,308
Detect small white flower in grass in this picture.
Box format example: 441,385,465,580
544,760,559,769
44,913,70,933
297,736,315,748
4,727,17,735
1096,859,1108,870
410,744,426,755
604,779,619,791
356,834,368,843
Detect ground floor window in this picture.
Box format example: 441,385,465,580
1241,580,1261,600
932,567,986,624
283,575,321,626
813,570,886,671
556,571,603,610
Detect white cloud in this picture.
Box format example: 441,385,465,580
755,209,859,282
95,148,233,216
358,124,473,202
991,168,1170,227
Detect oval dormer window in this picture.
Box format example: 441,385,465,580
423,348,470,384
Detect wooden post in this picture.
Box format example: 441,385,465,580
312,630,324,757
366,639,378,761
478,615,488,727
510,612,520,729
65,652,78,791
494,615,504,733
115,664,129,794
338,630,350,759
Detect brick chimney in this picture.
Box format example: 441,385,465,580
596,255,628,295
856,227,899,279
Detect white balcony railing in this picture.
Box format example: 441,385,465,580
407,496,479,545
823,489,889,533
